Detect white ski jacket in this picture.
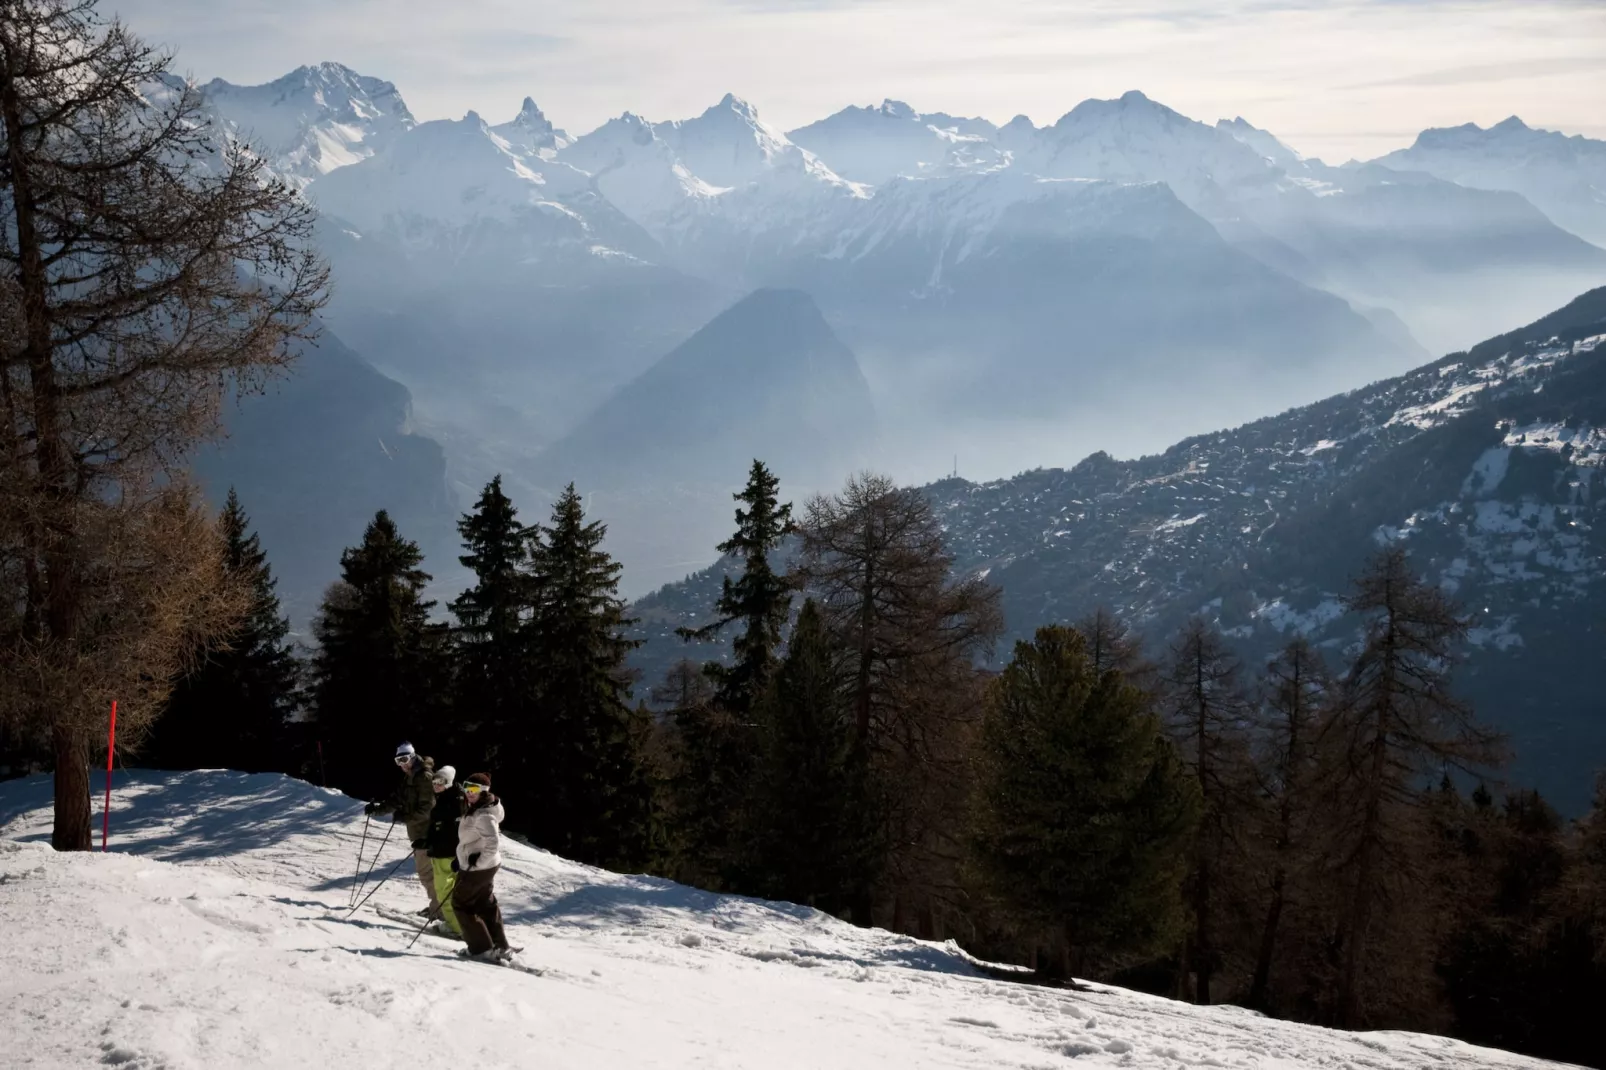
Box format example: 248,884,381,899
456,797,504,872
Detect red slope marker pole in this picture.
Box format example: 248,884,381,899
102,700,117,852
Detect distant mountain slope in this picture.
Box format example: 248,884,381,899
631,289,1606,811
786,99,1005,185
1377,117,1606,249
537,289,875,594
192,324,456,628
537,288,875,491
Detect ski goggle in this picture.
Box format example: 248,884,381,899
462,783,487,796
394,754,413,766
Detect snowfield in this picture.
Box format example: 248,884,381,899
0,772,1564,1069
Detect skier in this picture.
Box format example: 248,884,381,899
424,764,464,939
364,742,438,917
452,773,512,962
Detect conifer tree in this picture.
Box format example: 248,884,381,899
309,510,448,801
144,489,298,772
1247,637,1331,1010
1323,546,1503,1027
1163,618,1253,1005
970,625,1199,974
678,460,796,714
668,461,795,888
450,476,536,770
798,472,1001,926
525,485,653,870
745,600,880,912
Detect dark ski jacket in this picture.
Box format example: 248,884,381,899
425,786,465,859
381,756,436,844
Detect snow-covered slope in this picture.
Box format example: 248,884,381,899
1377,117,1606,249
201,62,416,188
0,771,1561,1069
307,110,593,245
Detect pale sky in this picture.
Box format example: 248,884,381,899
111,0,1606,162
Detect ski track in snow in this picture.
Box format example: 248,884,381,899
0,771,1562,1069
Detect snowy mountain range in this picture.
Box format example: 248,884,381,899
184,63,1606,604
1380,117,1606,249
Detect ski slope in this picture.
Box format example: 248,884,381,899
0,771,1561,1069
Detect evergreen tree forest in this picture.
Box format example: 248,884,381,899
119,475,1606,1069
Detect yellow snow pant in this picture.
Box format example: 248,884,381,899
431,857,462,936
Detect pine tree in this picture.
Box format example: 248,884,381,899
309,510,449,801
678,460,796,714
144,489,298,773
525,485,653,870
450,476,537,771
745,600,880,913
969,625,1199,974
667,461,795,888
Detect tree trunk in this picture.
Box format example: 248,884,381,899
1195,855,1213,1004
1248,867,1287,1009
51,725,92,851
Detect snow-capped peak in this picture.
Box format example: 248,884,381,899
306,109,589,237
200,62,415,187
653,94,811,190
1006,92,1283,214
491,97,574,158
1217,116,1303,168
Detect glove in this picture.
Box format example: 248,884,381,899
468,852,481,870
450,858,461,872
411,838,426,850
363,801,382,815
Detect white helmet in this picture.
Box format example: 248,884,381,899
431,765,456,788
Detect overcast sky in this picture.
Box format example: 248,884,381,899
110,0,1606,162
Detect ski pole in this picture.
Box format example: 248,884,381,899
406,875,458,950
344,852,413,919
349,819,395,912
349,814,372,910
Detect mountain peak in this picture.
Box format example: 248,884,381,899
1056,90,1187,130
880,99,918,120
711,92,760,121
197,63,416,185
1493,115,1531,134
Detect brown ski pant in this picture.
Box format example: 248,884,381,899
452,865,508,955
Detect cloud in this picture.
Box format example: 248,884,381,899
1345,56,1604,89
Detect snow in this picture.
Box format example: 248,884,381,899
307,112,592,237
1253,597,1346,636
200,63,416,189
1462,446,1511,498
0,771,1559,1069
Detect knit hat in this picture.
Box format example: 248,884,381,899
431,765,456,788
466,773,491,789
394,741,416,759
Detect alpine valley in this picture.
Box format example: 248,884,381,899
634,288,1606,812
181,64,1606,803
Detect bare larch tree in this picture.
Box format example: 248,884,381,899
0,0,327,848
